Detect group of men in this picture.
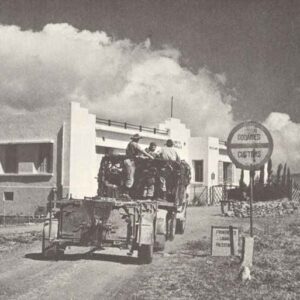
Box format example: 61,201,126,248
123,133,180,196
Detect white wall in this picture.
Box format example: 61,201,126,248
159,118,191,160
207,137,220,187
69,102,97,198
67,102,251,199
188,137,208,185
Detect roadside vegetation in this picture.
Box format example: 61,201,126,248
0,230,42,257
117,214,300,300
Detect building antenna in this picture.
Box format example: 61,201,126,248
171,96,173,118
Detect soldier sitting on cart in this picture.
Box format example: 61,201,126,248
123,134,154,197
159,139,181,200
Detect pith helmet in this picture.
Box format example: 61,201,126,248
131,133,143,140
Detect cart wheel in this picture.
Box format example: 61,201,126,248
138,244,153,264
154,234,166,251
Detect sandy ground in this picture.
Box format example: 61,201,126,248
0,206,251,300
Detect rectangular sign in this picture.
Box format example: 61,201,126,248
211,226,239,256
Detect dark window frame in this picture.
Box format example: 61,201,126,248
4,145,18,173
194,160,204,182
4,191,14,201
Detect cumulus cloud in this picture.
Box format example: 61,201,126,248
264,113,300,172
0,23,235,138
0,23,299,171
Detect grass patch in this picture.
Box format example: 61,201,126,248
0,231,42,253
116,214,300,300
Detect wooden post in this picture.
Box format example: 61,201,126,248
241,236,254,267
249,168,254,237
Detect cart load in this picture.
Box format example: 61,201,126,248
97,155,191,206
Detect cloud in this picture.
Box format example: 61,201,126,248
0,23,235,138
0,23,299,172
264,112,300,172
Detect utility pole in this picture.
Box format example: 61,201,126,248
171,96,173,118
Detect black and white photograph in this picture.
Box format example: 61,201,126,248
0,1,299,299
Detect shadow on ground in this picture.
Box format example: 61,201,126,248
25,252,139,265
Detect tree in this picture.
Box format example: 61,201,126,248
267,159,273,185
287,167,292,200
239,169,247,190
276,163,283,185
282,163,287,188
259,164,265,185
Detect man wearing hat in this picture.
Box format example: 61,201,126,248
160,139,180,162
123,134,154,194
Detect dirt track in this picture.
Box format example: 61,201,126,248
0,207,250,300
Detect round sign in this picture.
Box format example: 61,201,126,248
227,121,273,170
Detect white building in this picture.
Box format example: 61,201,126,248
70,102,247,204
0,101,248,217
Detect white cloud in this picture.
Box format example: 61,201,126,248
0,23,299,171
264,112,300,172
0,23,234,138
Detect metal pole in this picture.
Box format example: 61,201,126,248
249,168,254,237
171,96,173,118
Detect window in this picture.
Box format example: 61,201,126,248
4,145,18,173
38,144,52,173
4,192,14,201
219,161,233,184
219,148,228,156
0,142,53,175
194,160,204,182
223,162,233,184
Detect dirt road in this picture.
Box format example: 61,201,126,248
0,207,249,300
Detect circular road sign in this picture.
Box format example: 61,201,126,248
227,121,273,170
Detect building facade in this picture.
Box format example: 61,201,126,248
0,102,247,217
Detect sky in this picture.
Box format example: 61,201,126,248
0,0,299,171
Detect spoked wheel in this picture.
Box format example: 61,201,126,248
138,244,153,264
42,233,64,259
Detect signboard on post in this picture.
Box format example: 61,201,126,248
211,226,239,256
227,121,273,238
227,121,273,171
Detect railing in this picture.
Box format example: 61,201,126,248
292,182,300,201
190,185,208,206
96,118,169,135
211,184,239,205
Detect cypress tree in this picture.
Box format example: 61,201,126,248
267,159,273,185
276,163,283,185
282,163,287,188
287,167,292,199
259,164,265,185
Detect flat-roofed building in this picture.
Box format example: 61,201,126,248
0,102,247,217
